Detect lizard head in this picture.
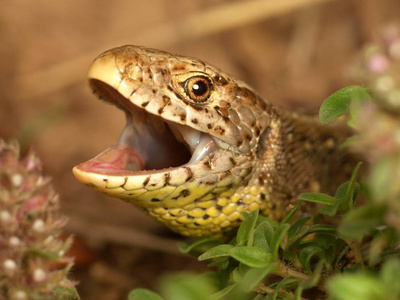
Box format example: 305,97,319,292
73,45,272,236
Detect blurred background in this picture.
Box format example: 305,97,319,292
1,0,400,298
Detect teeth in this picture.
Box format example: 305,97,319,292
188,134,217,164
167,121,219,164
167,122,201,152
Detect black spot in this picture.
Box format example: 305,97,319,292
215,205,223,211
191,105,204,112
260,193,266,200
207,124,212,129
194,222,200,226
152,89,157,94
173,65,185,71
158,107,164,114
141,101,149,107
191,118,198,124
149,73,153,79
203,214,210,220
163,173,171,186
203,160,211,169
184,167,193,182
180,189,190,197
213,126,225,135
157,68,166,76
151,198,161,202
187,215,195,219
229,157,236,165
180,114,186,121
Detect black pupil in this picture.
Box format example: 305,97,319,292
192,80,208,96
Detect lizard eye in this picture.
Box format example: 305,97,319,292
183,76,212,103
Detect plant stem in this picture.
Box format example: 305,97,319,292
273,262,311,281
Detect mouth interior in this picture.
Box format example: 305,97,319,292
79,80,218,175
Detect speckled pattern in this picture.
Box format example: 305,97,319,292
73,45,352,237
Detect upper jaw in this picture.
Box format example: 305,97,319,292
73,49,225,177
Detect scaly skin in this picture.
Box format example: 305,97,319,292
73,45,352,237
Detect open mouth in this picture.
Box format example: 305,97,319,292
75,79,220,176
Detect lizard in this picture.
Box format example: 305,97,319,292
73,45,354,237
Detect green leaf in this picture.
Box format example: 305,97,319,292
280,200,304,224
210,284,236,300
299,260,323,290
270,223,290,260
338,204,387,240
198,244,233,261
207,256,230,269
380,258,400,296
338,135,359,149
253,221,274,253
327,273,386,300
344,162,363,202
298,193,337,205
300,246,321,274
27,248,60,260
240,265,274,292
287,216,310,239
229,246,271,268
179,237,222,254
307,224,336,235
161,273,217,300
319,85,370,124
271,277,300,300
284,218,311,265
285,235,309,267
54,285,80,300
128,289,164,300
256,216,278,229
237,210,259,246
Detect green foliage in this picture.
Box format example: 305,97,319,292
127,85,400,299
319,85,371,125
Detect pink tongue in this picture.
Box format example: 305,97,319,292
78,144,144,174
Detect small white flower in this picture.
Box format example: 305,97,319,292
11,174,23,187
33,268,47,283
9,236,20,247
0,210,11,223
32,219,45,232
14,290,27,300
3,259,17,275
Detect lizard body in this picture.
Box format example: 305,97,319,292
73,45,352,237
